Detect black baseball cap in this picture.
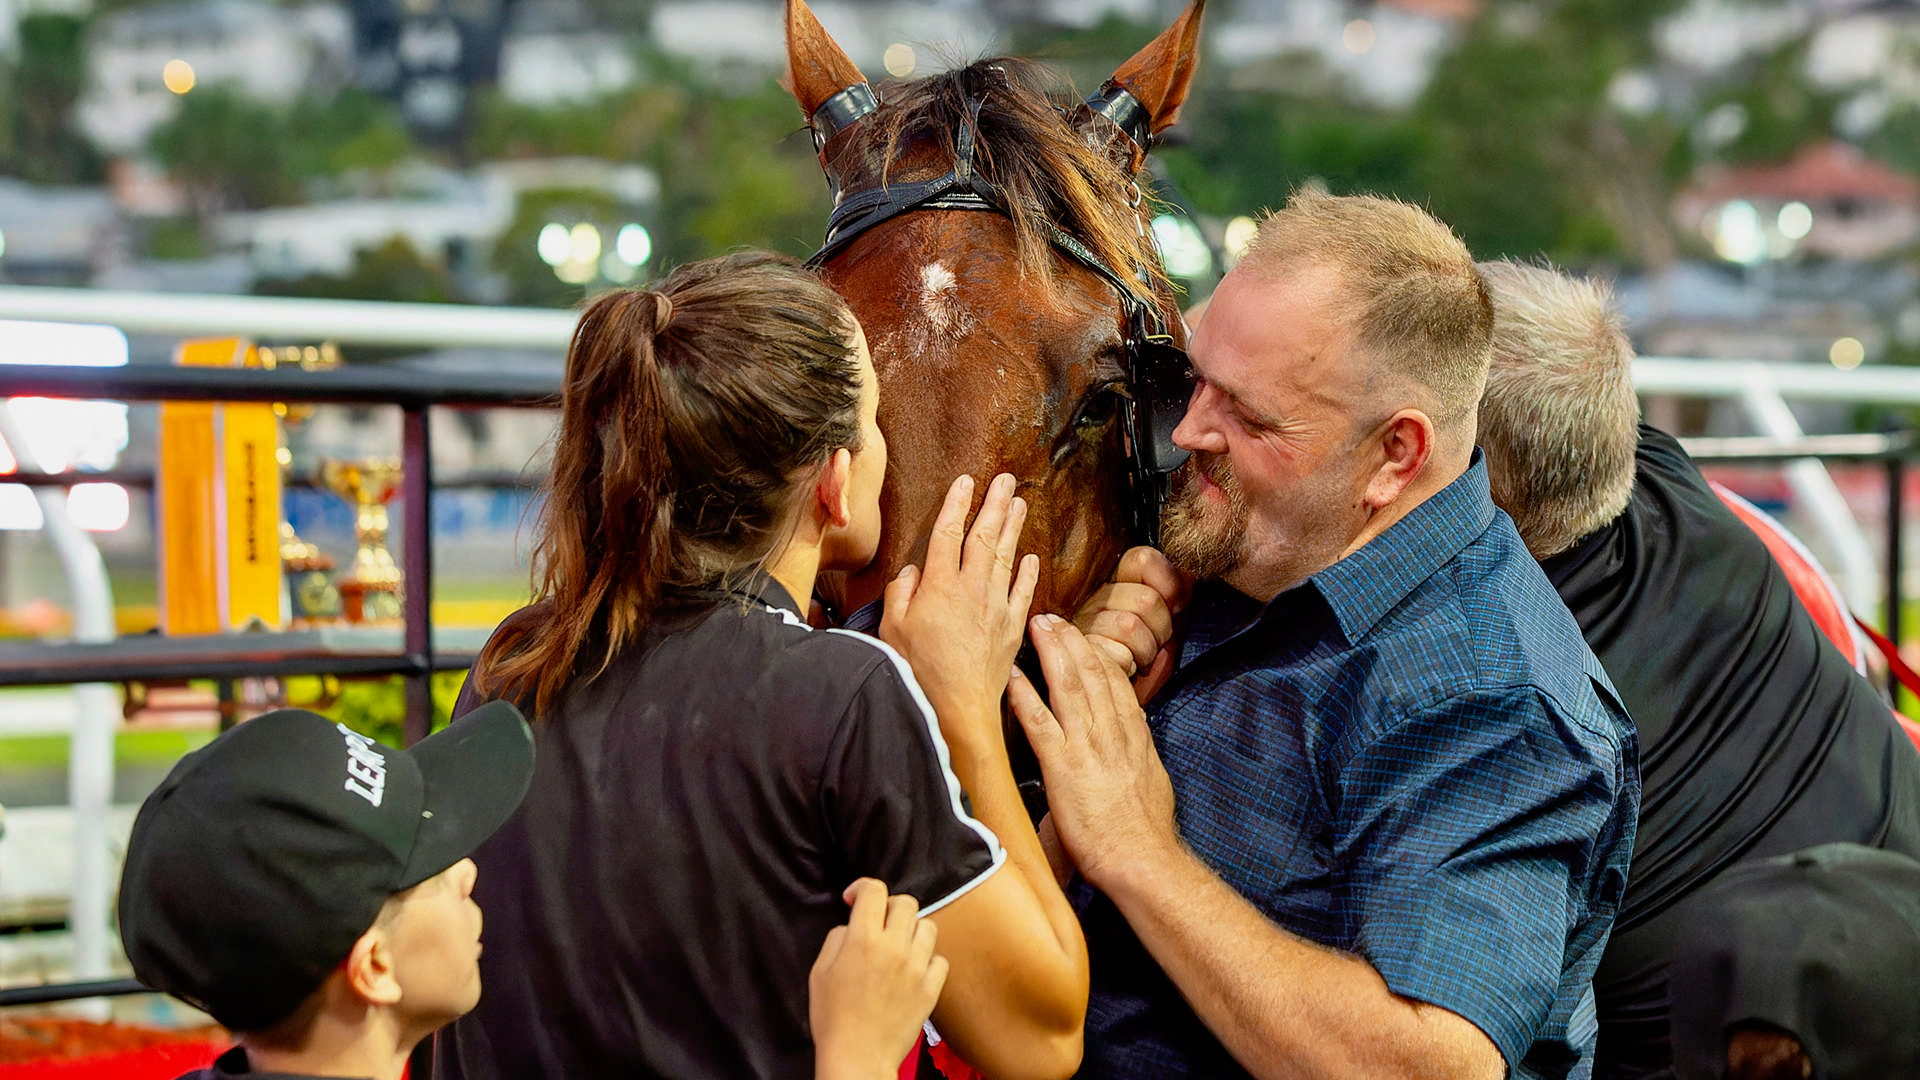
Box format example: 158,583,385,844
1669,843,1920,1080
118,702,534,1032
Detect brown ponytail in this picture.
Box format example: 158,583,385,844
473,251,862,716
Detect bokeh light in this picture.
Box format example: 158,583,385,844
1342,20,1375,54
1223,215,1258,265
884,43,917,78
569,223,601,263
1830,337,1865,370
1152,214,1213,279
163,59,196,95
536,223,571,267
1712,200,1766,265
616,223,652,267
1778,201,1813,241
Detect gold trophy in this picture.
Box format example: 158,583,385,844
271,344,344,627
319,458,404,624
280,447,341,628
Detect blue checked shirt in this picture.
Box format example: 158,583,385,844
1075,454,1639,1080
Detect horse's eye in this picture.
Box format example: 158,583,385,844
1076,385,1124,431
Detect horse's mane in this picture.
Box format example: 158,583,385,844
870,57,1172,312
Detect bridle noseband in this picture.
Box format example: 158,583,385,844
805,79,1193,548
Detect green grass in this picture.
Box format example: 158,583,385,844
0,728,216,772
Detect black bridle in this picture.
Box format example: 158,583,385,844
804,79,1194,548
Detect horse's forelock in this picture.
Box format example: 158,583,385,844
866,57,1169,318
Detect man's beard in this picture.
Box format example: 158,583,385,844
1160,452,1249,581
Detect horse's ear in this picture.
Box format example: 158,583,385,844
1104,0,1204,139
784,0,868,118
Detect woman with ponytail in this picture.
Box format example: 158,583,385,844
437,251,1087,1080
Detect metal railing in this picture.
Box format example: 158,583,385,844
0,288,570,1024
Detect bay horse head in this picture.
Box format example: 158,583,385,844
786,0,1204,622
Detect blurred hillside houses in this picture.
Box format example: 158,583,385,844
0,0,1915,390
76,0,352,155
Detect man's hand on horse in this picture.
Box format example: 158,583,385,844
1010,614,1179,892
881,473,1041,734
1073,546,1191,704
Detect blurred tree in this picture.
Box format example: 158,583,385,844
5,14,103,183
1867,104,1920,177
1160,79,1431,220
1697,39,1843,166
256,235,454,303
152,87,424,222
649,70,824,266
1412,0,1673,263
1414,0,1823,268
467,82,680,161
149,85,300,216
285,90,418,187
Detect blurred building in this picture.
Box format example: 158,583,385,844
75,0,353,155
498,0,637,105
1677,140,1920,262
0,180,121,285
209,158,654,281
1210,0,1479,107
349,0,507,143
649,0,990,74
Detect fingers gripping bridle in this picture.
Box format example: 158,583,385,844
805,79,1194,548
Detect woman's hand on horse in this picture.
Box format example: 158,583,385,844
881,473,1041,731
1072,546,1191,703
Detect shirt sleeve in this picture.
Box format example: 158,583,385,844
1335,685,1634,1069
818,631,1006,915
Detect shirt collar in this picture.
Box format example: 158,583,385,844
1305,449,1496,644
681,571,805,620
733,572,805,619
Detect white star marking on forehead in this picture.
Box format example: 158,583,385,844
919,263,963,336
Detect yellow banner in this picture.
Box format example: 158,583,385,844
160,338,286,633
222,402,283,629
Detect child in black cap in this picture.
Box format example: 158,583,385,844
118,702,947,1080
118,702,538,1079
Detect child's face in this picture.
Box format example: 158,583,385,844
384,857,485,1032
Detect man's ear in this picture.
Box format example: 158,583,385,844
1363,410,1434,511
816,447,854,528
343,925,402,1007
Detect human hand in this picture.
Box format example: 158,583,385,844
880,473,1040,746
1072,546,1191,703
810,879,948,1080
1009,614,1180,892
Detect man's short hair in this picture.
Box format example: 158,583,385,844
1476,260,1640,559
1238,188,1494,433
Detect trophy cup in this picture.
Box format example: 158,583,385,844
319,458,404,624
280,446,341,628
271,344,345,627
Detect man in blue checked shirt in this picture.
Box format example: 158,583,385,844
1010,189,1640,1080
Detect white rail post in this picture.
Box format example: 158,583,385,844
0,403,118,1018
1737,376,1883,616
